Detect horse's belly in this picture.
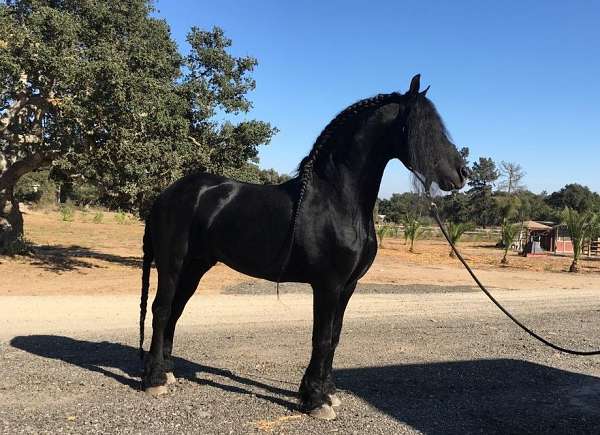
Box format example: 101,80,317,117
218,254,279,282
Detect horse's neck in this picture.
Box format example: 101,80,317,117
308,100,403,218
314,132,392,217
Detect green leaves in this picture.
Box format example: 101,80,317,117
185,26,257,116
500,220,519,264
468,157,499,191
402,214,424,253
1,1,276,216
549,184,600,213
376,225,392,248
446,221,474,257
561,207,597,245
467,157,499,227
561,207,598,272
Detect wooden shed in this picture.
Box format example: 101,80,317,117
517,221,554,256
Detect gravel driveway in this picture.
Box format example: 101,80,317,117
2,283,600,434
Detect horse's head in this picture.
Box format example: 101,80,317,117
394,74,469,192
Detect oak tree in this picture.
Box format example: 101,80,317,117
0,0,275,252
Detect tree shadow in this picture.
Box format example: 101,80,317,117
336,359,600,434
474,243,502,250
10,335,296,410
27,244,142,272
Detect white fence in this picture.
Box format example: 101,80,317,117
376,224,502,241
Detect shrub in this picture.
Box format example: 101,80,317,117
59,204,75,222
114,211,128,225
92,212,104,224
14,170,57,205
446,222,474,257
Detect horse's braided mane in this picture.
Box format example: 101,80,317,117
277,91,403,284
295,91,403,211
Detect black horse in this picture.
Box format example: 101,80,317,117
139,74,468,419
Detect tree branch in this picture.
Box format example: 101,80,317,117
0,152,55,191
1,74,58,135
0,73,28,133
0,95,28,134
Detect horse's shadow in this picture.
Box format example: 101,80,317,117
11,335,600,433
9,335,297,410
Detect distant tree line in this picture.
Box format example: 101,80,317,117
15,163,291,207
378,156,600,227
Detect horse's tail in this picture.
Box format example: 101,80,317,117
139,221,153,361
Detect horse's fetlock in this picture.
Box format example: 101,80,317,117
143,355,167,388
299,375,330,411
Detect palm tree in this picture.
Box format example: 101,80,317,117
402,220,410,245
562,208,598,272
402,215,424,253
500,220,519,265
376,225,390,248
446,222,474,257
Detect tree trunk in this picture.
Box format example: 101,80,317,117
0,152,55,254
569,258,579,273
0,185,24,254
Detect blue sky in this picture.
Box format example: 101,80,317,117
155,0,600,197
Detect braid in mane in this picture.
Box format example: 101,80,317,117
276,92,402,289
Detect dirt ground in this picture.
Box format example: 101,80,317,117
1,209,600,433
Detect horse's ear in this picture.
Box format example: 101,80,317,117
408,74,421,94
420,85,430,96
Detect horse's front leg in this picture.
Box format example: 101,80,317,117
323,280,357,408
299,284,342,420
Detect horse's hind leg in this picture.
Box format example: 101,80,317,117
143,251,185,396
163,259,215,383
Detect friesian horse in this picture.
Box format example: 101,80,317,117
139,74,468,419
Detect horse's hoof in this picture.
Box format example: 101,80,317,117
309,404,336,420
165,372,177,385
328,394,341,407
144,385,168,397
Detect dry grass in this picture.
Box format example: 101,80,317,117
378,238,600,274
0,208,255,295
0,208,597,297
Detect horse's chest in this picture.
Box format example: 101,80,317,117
296,213,377,283
328,225,377,281
352,233,377,279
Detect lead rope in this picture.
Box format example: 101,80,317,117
429,200,600,356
